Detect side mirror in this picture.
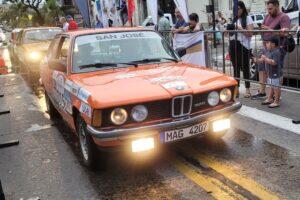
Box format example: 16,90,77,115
49,59,67,72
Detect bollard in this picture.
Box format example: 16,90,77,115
0,180,5,200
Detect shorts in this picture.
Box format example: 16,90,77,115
267,77,282,87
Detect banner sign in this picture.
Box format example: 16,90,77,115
173,0,189,22
173,32,206,66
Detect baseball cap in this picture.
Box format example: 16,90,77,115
66,15,73,20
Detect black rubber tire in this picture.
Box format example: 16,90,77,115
76,115,102,171
45,92,60,120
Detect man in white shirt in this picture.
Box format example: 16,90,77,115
60,17,69,32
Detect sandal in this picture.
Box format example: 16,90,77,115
268,103,280,108
262,100,273,105
244,93,251,98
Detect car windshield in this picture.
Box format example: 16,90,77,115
23,29,62,44
72,31,179,73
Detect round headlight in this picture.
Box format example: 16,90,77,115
220,88,232,103
208,91,220,106
110,108,128,125
131,105,148,122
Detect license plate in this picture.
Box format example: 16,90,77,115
160,122,209,143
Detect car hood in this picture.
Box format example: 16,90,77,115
22,41,51,53
70,63,237,109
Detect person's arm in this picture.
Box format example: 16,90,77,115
237,16,254,37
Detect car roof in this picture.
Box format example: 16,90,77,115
64,27,152,37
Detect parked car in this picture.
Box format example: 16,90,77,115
14,27,62,82
40,28,242,169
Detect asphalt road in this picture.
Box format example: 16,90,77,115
1,72,300,200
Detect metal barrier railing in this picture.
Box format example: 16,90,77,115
162,29,300,92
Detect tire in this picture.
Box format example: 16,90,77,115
76,115,103,170
45,92,60,120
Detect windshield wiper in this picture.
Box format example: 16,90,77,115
79,62,138,69
131,57,179,64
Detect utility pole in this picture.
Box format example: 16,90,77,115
211,0,216,48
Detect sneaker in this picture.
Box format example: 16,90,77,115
251,92,266,100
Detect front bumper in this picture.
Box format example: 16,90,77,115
87,102,242,141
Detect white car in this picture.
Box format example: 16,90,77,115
249,13,266,29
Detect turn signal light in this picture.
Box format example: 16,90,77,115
92,110,102,127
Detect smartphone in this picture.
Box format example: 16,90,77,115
257,23,262,28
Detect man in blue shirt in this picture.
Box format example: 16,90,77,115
172,8,188,33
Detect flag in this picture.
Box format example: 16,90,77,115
233,0,238,19
74,0,90,27
173,0,189,22
173,32,206,66
147,0,157,24
128,0,135,21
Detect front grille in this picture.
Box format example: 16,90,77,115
101,87,235,128
172,95,193,118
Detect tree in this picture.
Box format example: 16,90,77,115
4,0,44,25
1,0,65,27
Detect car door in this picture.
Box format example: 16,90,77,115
47,35,73,119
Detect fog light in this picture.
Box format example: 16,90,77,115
132,138,154,153
213,119,230,132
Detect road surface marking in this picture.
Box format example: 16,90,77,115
238,105,300,135
178,144,281,200
172,158,246,200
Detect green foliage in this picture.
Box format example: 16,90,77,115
0,0,65,28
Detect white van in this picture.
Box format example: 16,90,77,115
249,13,266,29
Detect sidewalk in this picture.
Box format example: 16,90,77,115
239,83,300,121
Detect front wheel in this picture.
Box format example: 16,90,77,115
45,92,60,120
76,115,103,170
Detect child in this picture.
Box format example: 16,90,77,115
253,37,282,108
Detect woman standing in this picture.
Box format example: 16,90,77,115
229,1,254,98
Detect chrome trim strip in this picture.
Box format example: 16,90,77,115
171,95,193,118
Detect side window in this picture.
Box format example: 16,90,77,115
16,31,23,44
58,37,70,60
47,37,61,60
256,15,263,21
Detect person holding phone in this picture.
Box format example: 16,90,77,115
229,1,254,98
251,0,291,100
